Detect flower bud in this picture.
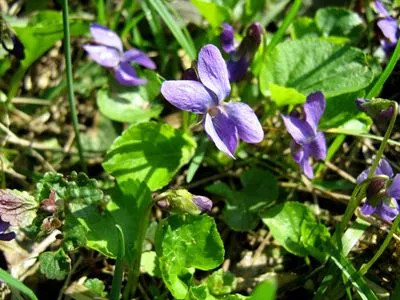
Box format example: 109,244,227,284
366,177,387,205
155,189,212,215
355,98,395,122
227,22,263,82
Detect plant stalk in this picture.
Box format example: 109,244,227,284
360,214,400,275
62,0,87,172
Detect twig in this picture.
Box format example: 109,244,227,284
325,161,356,183
57,256,83,300
279,182,350,204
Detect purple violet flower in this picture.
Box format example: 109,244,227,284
281,91,327,179
356,159,400,222
374,0,399,54
161,44,264,158
0,218,16,241
220,23,262,82
83,23,156,86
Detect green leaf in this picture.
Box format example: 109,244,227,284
290,17,320,39
245,0,265,19
63,215,87,251
206,168,278,231
206,269,236,296
269,83,306,106
39,249,71,280
81,113,119,153
324,245,378,300
0,189,38,227
315,7,364,42
140,251,160,277
0,268,38,300
147,0,196,59
74,180,152,263
261,202,330,261
84,278,108,297
249,280,276,300
260,38,374,98
12,11,87,69
103,122,196,191
191,0,231,28
188,284,217,300
155,214,224,299
97,70,163,124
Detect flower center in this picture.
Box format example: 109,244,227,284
207,106,219,117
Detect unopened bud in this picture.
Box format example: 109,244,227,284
155,189,212,215
355,98,395,122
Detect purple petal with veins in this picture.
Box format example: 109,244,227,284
114,62,147,86
161,80,216,114
90,23,123,52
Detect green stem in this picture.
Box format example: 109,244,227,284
182,111,189,133
7,66,27,101
367,102,398,177
110,225,126,300
62,0,87,172
122,208,151,299
336,184,364,239
96,0,106,25
320,40,400,178
366,41,400,98
335,102,398,240
360,214,400,275
266,0,302,55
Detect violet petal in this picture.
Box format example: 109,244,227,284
83,45,121,68
0,232,16,241
304,91,326,132
161,80,216,114
290,140,304,163
378,18,399,43
204,112,238,158
375,202,399,222
0,220,10,233
308,132,327,161
375,0,390,17
197,44,231,103
220,23,236,54
90,23,123,52
227,56,250,82
225,102,264,143
376,159,394,178
387,174,400,199
360,202,376,216
114,62,147,86
281,114,315,145
192,195,213,212
299,149,314,179
122,49,156,69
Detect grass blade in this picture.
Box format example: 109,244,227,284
146,0,196,59
0,268,38,300
326,246,378,300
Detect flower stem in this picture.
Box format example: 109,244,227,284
366,41,400,98
182,111,189,133
336,102,398,239
367,102,398,178
266,0,302,55
359,214,400,275
62,0,87,172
